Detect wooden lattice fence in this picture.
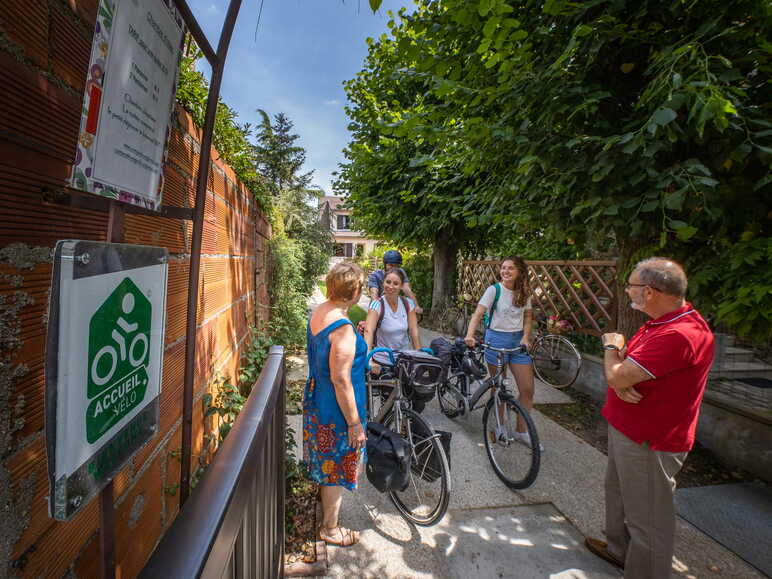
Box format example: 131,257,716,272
458,260,618,336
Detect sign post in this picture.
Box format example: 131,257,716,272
46,241,167,521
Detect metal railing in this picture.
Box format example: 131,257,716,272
141,346,286,578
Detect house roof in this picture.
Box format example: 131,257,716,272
320,195,345,211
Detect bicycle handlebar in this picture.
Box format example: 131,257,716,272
479,343,528,354
366,347,396,369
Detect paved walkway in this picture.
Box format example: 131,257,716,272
287,297,762,578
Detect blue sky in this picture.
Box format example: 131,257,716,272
187,0,413,195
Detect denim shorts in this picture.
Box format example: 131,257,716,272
483,329,532,366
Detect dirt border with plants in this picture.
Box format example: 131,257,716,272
284,377,325,574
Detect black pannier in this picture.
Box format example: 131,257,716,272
429,337,454,378
365,422,411,492
397,350,444,403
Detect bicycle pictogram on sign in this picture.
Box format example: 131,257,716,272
86,277,152,443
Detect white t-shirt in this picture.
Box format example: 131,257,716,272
478,284,532,332
369,296,416,364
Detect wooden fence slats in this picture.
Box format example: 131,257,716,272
554,265,601,333
458,259,618,336
538,265,584,329
569,265,611,321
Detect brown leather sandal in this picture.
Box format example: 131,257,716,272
318,525,360,547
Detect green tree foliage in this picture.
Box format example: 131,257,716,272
176,47,270,209
402,250,434,309
255,112,333,345
337,21,500,309
176,44,332,345
268,236,309,346
342,0,772,340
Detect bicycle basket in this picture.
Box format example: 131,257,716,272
398,350,444,402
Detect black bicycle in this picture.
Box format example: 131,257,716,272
366,347,451,526
435,340,540,489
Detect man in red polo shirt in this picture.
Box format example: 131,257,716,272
585,258,714,578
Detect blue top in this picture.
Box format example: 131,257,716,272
302,318,368,489
366,267,410,297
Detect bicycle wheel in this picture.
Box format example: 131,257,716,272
384,408,451,526
482,396,540,489
532,334,581,388
437,373,466,419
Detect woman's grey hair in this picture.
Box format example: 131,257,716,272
634,257,687,298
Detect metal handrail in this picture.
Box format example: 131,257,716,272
141,345,286,578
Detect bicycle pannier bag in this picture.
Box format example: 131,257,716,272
398,350,444,403
365,422,411,492
429,337,454,378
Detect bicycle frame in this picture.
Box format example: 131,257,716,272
366,347,438,434
443,345,520,418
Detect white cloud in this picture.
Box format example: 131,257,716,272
207,3,220,14
324,99,342,106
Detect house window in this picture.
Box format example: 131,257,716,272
336,214,352,230
333,243,345,257
355,244,364,257
344,243,353,257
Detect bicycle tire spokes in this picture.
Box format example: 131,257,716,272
483,397,540,489
386,409,450,526
532,334,581,389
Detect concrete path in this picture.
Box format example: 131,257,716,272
289,300,762,578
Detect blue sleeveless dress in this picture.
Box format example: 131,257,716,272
303,318,368,490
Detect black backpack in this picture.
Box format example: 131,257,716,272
365,422,412,492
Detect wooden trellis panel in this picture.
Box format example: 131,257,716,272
459,260,618,335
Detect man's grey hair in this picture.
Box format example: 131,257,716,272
634,257,687,298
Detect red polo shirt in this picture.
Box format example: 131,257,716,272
602,303,715,452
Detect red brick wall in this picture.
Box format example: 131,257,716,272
0,1,271,576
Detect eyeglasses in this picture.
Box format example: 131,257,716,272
625,282,661,292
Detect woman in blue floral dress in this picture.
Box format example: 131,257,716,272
303,262,368,547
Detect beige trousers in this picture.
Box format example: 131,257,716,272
605,424,687,579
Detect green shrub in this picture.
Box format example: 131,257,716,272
348,304,368,326
268,236,308,347
402,250,433,310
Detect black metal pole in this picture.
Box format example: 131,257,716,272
180,0,243,506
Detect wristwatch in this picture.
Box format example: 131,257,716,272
603,344,620,351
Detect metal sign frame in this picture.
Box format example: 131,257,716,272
46,240,168,521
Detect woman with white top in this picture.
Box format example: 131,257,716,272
364,268,422,373
464,256,539,449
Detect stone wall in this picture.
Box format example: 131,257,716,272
0,1,271,575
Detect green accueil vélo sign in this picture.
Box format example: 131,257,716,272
86,277,151,443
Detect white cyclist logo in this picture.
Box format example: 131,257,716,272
90,292,149,387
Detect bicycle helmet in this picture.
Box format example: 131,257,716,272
383,250,403,265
